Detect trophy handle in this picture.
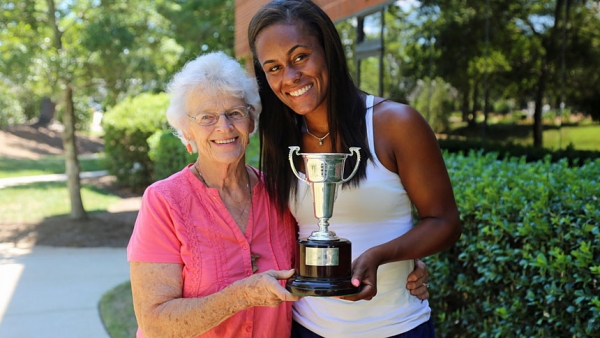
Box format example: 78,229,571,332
289,146,309,184
341,147,361,183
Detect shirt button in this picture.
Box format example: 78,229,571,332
245,325,252,332
242,245,249,250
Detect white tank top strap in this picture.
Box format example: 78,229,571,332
365,95,383,167
365,95,375,155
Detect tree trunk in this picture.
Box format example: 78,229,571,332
461,88,470,123
532,0,565,148
47,0,87,219
469,83,479,129
481,84,490,142
533,68,546,148
62,84,87,220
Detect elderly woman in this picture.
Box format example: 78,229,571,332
127,51,300,338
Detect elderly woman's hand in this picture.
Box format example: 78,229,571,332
241,269,300,307
406,259,429,301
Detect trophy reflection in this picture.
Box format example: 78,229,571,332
286,146,361,297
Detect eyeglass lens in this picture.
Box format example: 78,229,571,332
191,106,248,126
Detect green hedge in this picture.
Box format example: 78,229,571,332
429,151,599,337
102,93,170,191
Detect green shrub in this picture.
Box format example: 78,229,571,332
0,83,26,127
492,99,514,115
147,130,196,181
410,77,456,133
246,133,260,168
102,93,170,191
429,151,599,337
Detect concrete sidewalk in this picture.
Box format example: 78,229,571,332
0,245,131,338
0,170,109,189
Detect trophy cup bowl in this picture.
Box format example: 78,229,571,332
286,146,361,297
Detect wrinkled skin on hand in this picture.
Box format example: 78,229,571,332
339,257,429,302
241,269,300,307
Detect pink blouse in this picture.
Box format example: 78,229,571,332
127,165,297,338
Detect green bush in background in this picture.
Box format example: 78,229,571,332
102,92,170,191
147,130,196,181
429,151,599,337
411,77,455,134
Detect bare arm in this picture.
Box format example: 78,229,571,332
130,262,298,338
374,101,461,260
343,100,461,301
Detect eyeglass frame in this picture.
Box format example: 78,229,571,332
187,104,252,126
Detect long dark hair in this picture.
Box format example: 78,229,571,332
248,0,372,213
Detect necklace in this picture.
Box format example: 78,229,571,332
305,123,330,146
193,163,251,221
192,164,206,185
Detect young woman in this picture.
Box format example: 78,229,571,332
248,1,462,337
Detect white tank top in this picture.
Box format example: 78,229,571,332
290,95,431,337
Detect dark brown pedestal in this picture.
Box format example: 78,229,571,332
286,238,360,297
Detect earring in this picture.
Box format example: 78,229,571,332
186,142,193,154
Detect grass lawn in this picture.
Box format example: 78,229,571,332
99,281,137,338
446,120,600,151
0,181,122,223
543,124,600,151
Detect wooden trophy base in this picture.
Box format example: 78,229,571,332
286,238,360,297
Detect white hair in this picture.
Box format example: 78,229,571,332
165,51,262,152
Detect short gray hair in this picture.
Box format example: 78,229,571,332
166,51,262,152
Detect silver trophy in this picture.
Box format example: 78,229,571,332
286,146,361,296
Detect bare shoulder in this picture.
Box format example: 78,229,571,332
372,97,427,130
371,97,439,171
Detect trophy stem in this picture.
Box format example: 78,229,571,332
318,219,330,233
308,219,339,241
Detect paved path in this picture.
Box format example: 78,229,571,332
0,170,109,188
0,171,132,337
0,245,130,338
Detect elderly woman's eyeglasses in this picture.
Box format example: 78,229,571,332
187,105,251,126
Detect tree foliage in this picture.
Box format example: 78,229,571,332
383,0,600,145
154,0,235,69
